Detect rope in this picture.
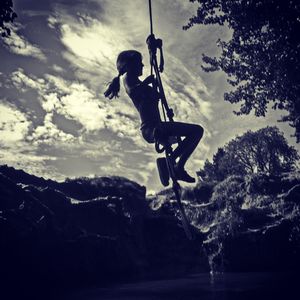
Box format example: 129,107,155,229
147,0,192,240
148,0,154,75
148,0,154,35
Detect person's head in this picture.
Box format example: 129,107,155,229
117,50,144,77
104,50,143,99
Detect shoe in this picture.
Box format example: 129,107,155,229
174,165,196,183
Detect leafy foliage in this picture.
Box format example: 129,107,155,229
0,0,17,37
184,0,300,142
198,126,299,181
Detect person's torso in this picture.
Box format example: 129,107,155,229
124,78,161,129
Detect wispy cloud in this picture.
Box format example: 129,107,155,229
10,68,143,144
29,112,76,145
0,102,31,144
2,23,47,61
0,102,60,180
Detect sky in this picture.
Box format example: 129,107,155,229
0,0,299,193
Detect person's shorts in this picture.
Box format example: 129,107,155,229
141,122,178,145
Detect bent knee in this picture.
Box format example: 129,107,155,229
194,125,204,139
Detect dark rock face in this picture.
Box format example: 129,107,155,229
0,173,25,209
0,165,205,298
181,172,300,273
222,219,300,272
2,164,299,297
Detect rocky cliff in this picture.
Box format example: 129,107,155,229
1,164,300,298
153,172,300,272
0,165,205,298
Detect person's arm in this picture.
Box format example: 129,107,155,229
142,74,155,86
142,75,160,100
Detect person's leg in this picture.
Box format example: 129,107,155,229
157,121,203,172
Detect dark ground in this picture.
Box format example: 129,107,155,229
58,272,297,300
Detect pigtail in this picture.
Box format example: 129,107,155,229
104,74,121,99
104,50,141,99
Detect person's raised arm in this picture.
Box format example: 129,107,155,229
142,74,155,86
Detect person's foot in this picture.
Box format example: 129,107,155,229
174,165,196,183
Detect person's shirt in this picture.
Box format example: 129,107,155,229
124,77,161,130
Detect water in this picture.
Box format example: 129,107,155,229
62,273,297,300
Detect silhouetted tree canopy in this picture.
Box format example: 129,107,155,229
198,126,299,181
184,0,300,142
0,0,17,37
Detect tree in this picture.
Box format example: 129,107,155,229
198,147,246,181
198,126,299,181
0,0,17,37
184,0,300,142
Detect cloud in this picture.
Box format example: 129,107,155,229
10,68,145,146
59,84,106,131
2,23,47,61
6,67,150,181
136,159,158,186
29,112,76,145
0,103,31,145
0,102,60,180
52,64,64,72
11,68,45,92
0,148,62,181
162,55,212,122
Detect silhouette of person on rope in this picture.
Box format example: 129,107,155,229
104,50,204,183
